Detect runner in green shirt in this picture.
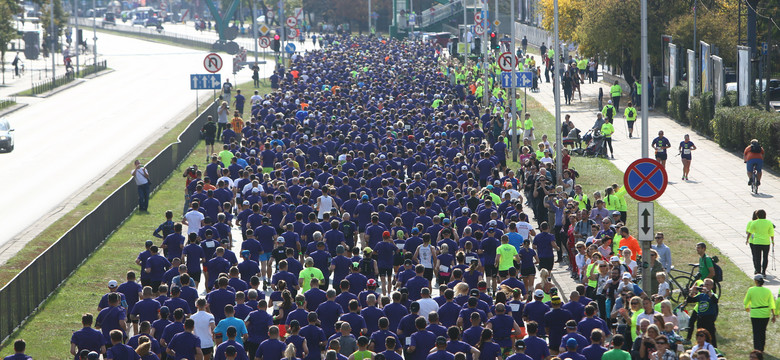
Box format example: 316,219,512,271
496,235,520,282
348,336,375,360
298,257,324,292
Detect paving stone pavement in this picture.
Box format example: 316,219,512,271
515,56,780,293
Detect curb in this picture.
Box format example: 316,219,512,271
0,103,29,117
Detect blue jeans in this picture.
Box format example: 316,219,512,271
137,182,150,211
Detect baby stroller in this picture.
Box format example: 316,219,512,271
563,128,582,150
584,130,607,158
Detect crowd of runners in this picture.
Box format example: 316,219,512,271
4,33,777,360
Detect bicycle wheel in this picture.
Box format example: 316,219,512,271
671,275,693,304
712,281,721,299
753,170,759,194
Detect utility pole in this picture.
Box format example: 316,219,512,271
482,3,488,108
692,0,697,95
368,0,372,33
92,0,97,69
766,26,772,112
279,0,284,66
553,0,562,184
252,0,258,66
510,0,518,162
75,0,79,76
640,0,652,294
50,2,56,80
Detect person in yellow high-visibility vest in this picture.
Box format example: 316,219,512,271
610,81,623,113
601,117,615,159
624,102,637,138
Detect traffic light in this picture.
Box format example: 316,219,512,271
272,34,280,53
490,32,499,50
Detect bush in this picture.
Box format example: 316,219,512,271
689,92,715,137
712,106,780,168
669,84,689,124
719,91,738,108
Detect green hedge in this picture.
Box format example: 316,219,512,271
668,84,689,124
712,106,780,168
719,91,738,108
689,92,715,137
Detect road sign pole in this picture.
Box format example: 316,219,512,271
553,0,562,184
482,6,488,109
75,0,79,76
510,0,517,162
279,0,285,66
252,0,258,66
641,0,649,159
638,202,654,293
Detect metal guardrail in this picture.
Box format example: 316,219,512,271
0,97,16,110
419,1,464,28
0,100,219,346
25,60,107,96
77,60,108,78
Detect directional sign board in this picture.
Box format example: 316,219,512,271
285,42,296,54
762,42,769,55
474,12,482,24
258,36,270,48
190,74,222,90
637,202,654,242
497,52,517,72
623,158,668,202
500,71,534,88
258,24,270,35
474,24,485,35
286,16,298,28
203,53,223,73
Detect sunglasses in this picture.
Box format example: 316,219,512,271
696,334,705,338
657,342,668,345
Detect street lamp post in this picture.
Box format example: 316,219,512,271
92,0,97,69
50,2,56,80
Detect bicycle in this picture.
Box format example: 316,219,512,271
667,262,721,304
750,163,759,194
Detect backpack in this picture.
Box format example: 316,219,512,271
711,256,723,283
750,143,762,153
606,107,614,118
627,109,634,119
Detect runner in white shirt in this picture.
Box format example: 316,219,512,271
515,214,536,240
316,189,335,220
250,91,263,106
183,203,205,235
191,298,216,352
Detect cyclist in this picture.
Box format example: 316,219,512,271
744,139,764,186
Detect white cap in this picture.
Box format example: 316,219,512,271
108,280,118,288
622,272,632,280
610,256,620,262
243,200,250,205
534,289,544,298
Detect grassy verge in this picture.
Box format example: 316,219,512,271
0,80,266,287
508,96,777,359
0,81,267,358
0,100,16,111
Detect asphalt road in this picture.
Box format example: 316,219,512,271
0,32,279,264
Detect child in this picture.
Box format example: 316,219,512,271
656,272,671,299
661,322,685,353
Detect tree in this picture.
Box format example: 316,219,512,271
0,0,22,79
666,4,739,64
39,0,68,56
538,0,584,42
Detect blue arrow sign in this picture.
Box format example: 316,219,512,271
762,42,768,55
517,71,533,88
501,72,514,88
190,74,222,90
285,43,296,54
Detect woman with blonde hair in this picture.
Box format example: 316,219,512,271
282,343,300,360
135,336,159,360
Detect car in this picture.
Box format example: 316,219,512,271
143,17,161,27
725,79,780,100
0,118,15,153
102,12,116,26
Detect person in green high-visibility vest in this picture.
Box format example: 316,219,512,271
577,57,588,83
624,102,637,138
744,273,776,352
601,117,615,159
634,82,642,110
610,81,623,113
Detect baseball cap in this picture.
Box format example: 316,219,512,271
514,340,526,349
411,228,420,234
462,207,470,214
242,200,250,205
622,272,632,280
612,211,621,215
567,338,578,348
470,289,480,297
364,247,373,254
608,100,613,104
566,320,577,329
352,262,360,268
754,273,764,281
404,259,414,266
108,280,118,288
241,250,251,257
551,296,562,305
410,301,420,312
486,185,494,190
87,352,100,360
276,237,286,244
436,336,448,345
610,256,620,262
442,218,451,225
382,231,391,238
367,279,378,287
533,289,544,298
362,194,369,200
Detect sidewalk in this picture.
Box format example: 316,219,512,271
518,55,780,292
